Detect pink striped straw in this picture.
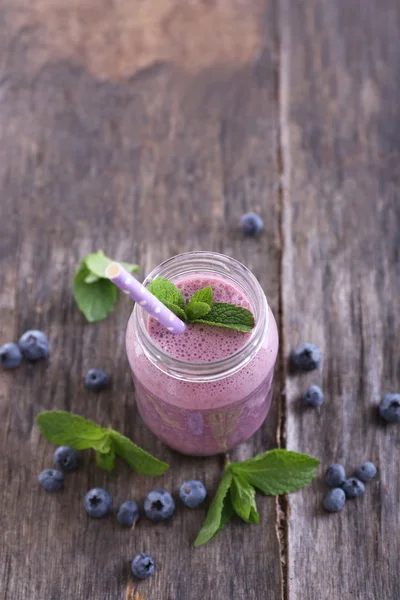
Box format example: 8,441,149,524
105,262,187,334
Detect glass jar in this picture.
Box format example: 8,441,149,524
126,251,278,456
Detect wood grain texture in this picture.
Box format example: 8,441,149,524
0,1,283,599
281,0,400,598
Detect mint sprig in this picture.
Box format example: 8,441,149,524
73,251,139,323
194,449,319,546
148,278,255,333
36,411,169,476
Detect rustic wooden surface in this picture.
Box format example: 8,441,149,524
0,0,398,599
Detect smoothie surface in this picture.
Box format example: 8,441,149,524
147,275,253,362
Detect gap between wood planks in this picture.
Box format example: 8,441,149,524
274,4,290,600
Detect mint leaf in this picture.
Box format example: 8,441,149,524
96,448,115,472
231,449,319,495
110,430,169,476
148,277,186,310
188,285,213,306
186,285,213,320
194,469,233,547
85,250,139,279
186,301,211,321
84,272,100,284
164,301,187,322
230,474,259,524
73,262,117,322
209,494,235,541
193,303,255,333
36,411,106,450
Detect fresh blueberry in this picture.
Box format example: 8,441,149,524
303,385,324,407
38,469,64,492
179,480,207,508
292,343,322,372
131,553,154,580
117,501,140,527
323,488,346,512
84,488,112,518
342,477,365,498
54,446,80,472
144,489,175,521
0,343,22,369
240,212,264,236
84,369,110,392
18,330,49,360
325,464,346,487
379,394,400,423
355,461,377,483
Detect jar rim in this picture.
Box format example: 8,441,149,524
133,251,269,382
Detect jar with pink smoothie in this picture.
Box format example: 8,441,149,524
126,252,278,456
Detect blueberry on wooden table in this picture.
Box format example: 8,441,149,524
342,478,365,498
240,212,264,236
355,462,377,482
0,342,22,369
323,488,346,513
18,330,49,360
131,553,154,580
144,489,175,521
179,480,207,508
84,369,110,392
38,469,64,492
84,488,112,518
53,446,80,472
303,385,324,407
117,501,140,527
379,394,400,423
325,464,346,487
292,343,322,372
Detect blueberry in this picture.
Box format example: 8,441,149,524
323,488,346,512
131,553,154,580
179,480,207,508
240,212,264,236
379,394,400,423
303,385,324,407
342,477,365,498
38,469,64,492
292,343,322,372
355,461,377,483
144,489,175,521
325,464,346,487
18,330,49,360
84,488,112,518
117,501,140,527
84,369,110,392
54,446,80,472
0,342,22,369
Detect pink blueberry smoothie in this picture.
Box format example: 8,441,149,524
126,274,278,456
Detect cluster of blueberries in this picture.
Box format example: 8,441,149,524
323,462,377,512
292,342,324,406
292,343,400,420
0,330,49,366
0,330,112,395
39,445,206,580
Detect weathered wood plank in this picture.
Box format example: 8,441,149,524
0,2,283,599
281,0,400,598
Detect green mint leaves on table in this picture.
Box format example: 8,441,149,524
194,449,319,546
36,411,169,476
148,279,255,333
73,250,139,323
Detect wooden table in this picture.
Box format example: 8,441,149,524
1,1,399,598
